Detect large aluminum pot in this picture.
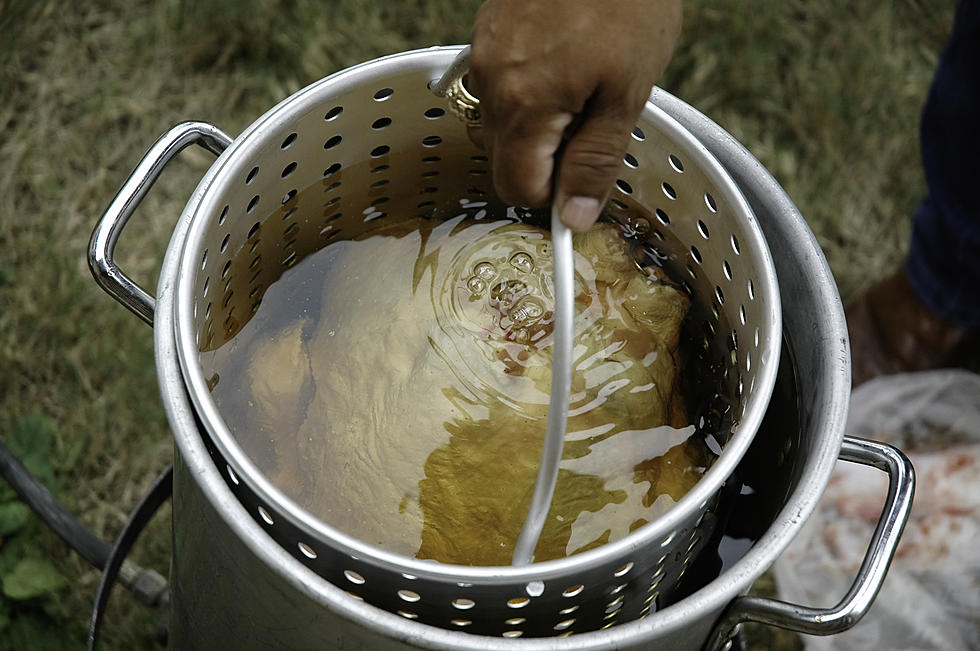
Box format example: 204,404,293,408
89,47,913,650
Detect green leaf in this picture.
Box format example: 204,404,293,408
0,481,15,505
6,413,57,489
40,594,70,620
8,414,54,457
0,531,30,577
2,558,64,600
0,503,29,536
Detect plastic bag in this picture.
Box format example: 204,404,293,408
773,370,980,651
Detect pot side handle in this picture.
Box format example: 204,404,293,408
88,121,232,327
703,436,915,651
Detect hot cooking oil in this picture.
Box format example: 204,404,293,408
206,198,719,565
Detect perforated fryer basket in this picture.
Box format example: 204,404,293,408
170,46,781,638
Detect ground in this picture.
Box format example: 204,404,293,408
0,0,956,648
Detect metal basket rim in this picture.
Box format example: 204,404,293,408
171,45,782,583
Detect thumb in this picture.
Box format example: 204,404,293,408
555,100,637,231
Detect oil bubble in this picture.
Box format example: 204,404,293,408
514,328,529,344
467,276,487,296
490,279,529,310
509,297,545,326
473,261,497,280
509,251,534,274
622,216,651,239
632,217,650,235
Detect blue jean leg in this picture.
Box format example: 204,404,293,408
905,0,980,328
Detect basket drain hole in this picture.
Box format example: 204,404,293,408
298,542,317,559
562,584,584,598
705,192,718,213
398,589,421,603
344,570,365,585
257,506,273,525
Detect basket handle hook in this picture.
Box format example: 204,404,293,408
430,46,482,127
88,121,232,327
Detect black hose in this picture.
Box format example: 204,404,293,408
0,438,170,612
88,464,173,650
0,439,110,570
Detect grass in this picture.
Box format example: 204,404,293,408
0,0,955,648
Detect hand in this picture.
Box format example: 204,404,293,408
469,0,681,231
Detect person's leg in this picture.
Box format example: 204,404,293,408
906,0,980,328
848,0,980,387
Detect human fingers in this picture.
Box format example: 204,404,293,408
466,124,485,150
485,110,575,208
555,87,645,231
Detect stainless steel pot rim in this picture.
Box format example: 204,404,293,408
171,46,782,582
